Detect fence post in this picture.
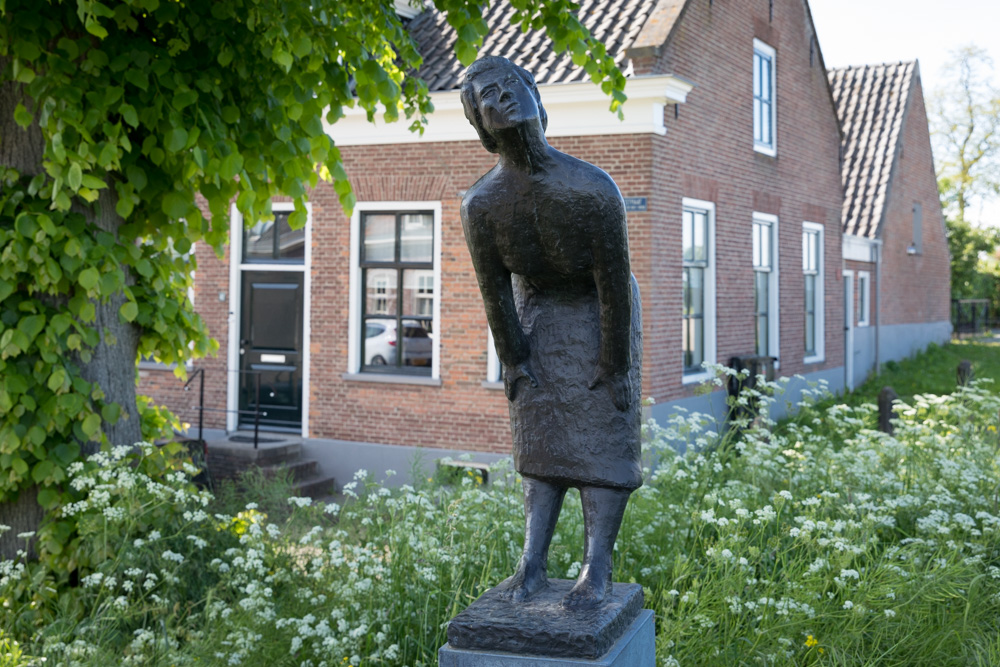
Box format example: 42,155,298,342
957,360,974,387
878,386,898,435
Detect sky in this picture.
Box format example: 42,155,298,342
808,0,1000,226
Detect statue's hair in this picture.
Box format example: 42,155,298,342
460,56,548,153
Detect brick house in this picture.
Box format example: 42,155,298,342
828,62,952,388
139,0,946,480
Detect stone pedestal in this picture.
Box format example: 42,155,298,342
439,580,654,666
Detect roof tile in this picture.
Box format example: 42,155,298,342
828,62,915,238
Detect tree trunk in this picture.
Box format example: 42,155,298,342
0,57,142,559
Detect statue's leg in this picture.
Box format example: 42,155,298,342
562,486,630,608
497,476,566,602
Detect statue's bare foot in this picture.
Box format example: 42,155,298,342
562,564,611,609
496,558,547,603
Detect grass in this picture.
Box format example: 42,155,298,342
837,336,1000,406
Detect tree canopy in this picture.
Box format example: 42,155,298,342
0,0,627,560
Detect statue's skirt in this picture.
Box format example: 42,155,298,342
508,274,643,490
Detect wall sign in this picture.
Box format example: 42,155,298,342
624,197,647,212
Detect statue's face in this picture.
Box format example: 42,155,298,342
472,67,541,135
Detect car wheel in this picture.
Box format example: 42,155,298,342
371,355,387,365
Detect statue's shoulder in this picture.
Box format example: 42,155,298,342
461,169,501,223
553,150,622,199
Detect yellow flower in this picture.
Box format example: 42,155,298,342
988,425,997,432
805,635,818,648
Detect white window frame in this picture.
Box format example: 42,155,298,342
753,39,777,157
857,270,871,327
486,329,502,386
227,201,313,436
802,222,825,364
752,212,780,364
681,198,717,385
346,201,442,385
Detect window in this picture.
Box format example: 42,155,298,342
753,39,777,156
857,271,871,327
243,211,306,263
802,223,825,363
682,199,717,382
350,206,440,378
752,213,779,359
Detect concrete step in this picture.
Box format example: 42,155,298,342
260,458,319,482
293,474,338,499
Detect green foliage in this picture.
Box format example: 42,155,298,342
4,374,1000,665
947,216,1000,299
0,0,627,563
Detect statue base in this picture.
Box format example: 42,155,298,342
440,579,653,665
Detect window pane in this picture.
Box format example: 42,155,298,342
364,268,397,316
403,269,434,317
753,99,762,143
760,223,770,268
754,271,769,315
762,100,771,144
400,213,433,263
363,214,396,262
682,210,693,261
400,318,433,374
805,312,815,355
682,268,690,315
244,219,275,261
762,57,772,102
363,317,395,367
693,211,707,262
688,267,704,316
275,212,305,261
752,223,761,267
753,52,762,97
756,314,769,356
805,274,815,312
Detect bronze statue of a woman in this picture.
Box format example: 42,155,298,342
460,56,643,608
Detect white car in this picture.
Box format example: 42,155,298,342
364,319,433,368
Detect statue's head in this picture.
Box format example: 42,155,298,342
461,56,548,153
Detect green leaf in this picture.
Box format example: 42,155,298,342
120,103,139,127
162,192,189,218
78,267,100,290
221,106,240,124
0,280,14,302
288,209,307,229
126,164,148,191
81,413,101,438
18,314,45,341
217,49,233,67
220,152,244,180
116,196,135,219
11,457,28,476
125,69,149,91
32,460,54,483
120,301,138,322
136,258,154,277
68,163,83,191
273,48,293,70
85,18,109,39
37,487,60,509
47,367,67,392
14,103,32,128
101,403,121,424
164,127,188,152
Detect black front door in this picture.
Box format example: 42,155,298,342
239,271,304,430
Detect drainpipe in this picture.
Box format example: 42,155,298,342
874,240,883,375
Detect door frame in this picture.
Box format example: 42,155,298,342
842,269,854,391
227,202,312,436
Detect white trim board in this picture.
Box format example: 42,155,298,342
842,234,880,262
681,197,717,385
326,75,694,146
802,221,825,365
226,202,313,436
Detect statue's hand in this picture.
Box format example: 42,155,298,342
504,361,538,401
589,367,632,411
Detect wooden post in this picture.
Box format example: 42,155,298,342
878,386,898,435
957,360,974,387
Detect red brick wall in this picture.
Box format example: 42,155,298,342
139,0,848,451
878,74,951,326
634,0,845,400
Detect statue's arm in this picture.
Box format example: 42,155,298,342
589,191,633,410
461,201,535,398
